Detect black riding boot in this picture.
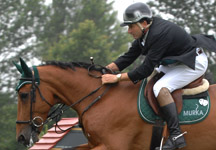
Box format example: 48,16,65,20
155,103,186,150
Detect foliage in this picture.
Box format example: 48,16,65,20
47,20,112,65
0,0,49,92
36,0,81,57
0,92,27,150
148,0,216,34
44,0,130,65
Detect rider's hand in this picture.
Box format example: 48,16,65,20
101,74,118,84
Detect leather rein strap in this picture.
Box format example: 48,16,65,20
53,84,111,133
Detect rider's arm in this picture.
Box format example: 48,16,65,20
106,62,119,72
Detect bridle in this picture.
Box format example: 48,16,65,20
16,69,52,129
16,64,113,133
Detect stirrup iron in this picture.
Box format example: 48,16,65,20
172,131,187,141
159,136,165,150
159,131,187,150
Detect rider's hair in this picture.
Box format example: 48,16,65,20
139,17,153,24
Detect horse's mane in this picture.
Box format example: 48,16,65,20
41,61,104,72
42,61,92,70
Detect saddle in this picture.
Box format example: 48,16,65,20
144,72,208,115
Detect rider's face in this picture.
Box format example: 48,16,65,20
127,21,148,39
127,24,143,39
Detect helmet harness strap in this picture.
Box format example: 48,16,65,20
137,21,153,35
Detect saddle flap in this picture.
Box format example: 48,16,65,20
144,73,164,115
144,73,205,116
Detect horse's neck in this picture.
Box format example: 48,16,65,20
39,66,101,108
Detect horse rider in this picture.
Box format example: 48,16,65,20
101,2,209,150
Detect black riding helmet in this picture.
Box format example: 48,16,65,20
120,2,152,27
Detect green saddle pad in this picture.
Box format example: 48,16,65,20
137,79,210,125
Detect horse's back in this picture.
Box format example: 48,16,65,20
209,84,216,99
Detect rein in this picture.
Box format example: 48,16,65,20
45,84,111,133
52,84,111,133
50,64,113,133
16,64,113,134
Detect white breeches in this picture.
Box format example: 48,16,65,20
153,48,208,98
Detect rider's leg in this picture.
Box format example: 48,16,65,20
155,87,186,150
154,49,208,150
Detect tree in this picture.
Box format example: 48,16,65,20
36,0,81,57
148,0,215,34
0,0,48,92
44,0,131,65
73,0,130,59
147,0,216,83
47,20,112,64
0,92,27,150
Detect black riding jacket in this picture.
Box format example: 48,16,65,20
114,17,216,84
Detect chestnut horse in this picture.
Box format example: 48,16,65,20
15,58,216,150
